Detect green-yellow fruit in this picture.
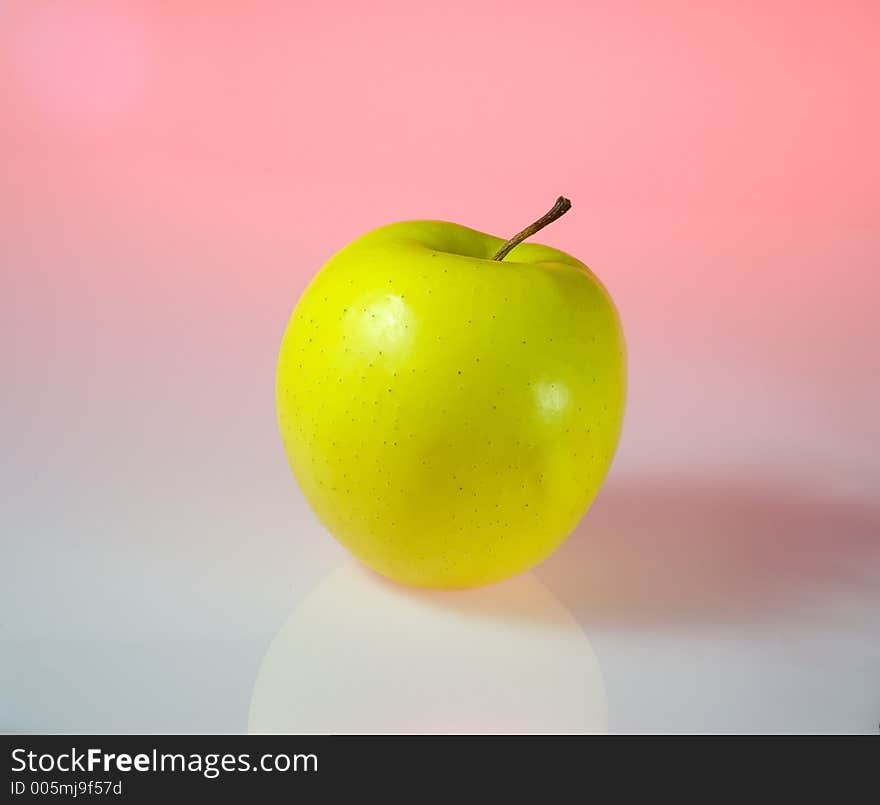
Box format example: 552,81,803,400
277,212,625,588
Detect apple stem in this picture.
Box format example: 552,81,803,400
491,196,572,261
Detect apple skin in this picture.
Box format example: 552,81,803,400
276,220,626,588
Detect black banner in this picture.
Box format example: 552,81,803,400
1,734,875,800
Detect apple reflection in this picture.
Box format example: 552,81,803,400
249,562,606,734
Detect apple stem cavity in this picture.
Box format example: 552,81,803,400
491,196,572,261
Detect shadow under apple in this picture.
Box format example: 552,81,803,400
535,477,880,626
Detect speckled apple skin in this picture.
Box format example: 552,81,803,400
276,221,626,588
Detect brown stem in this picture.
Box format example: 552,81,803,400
492,196,572,261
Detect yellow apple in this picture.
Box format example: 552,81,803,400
277,199,625,588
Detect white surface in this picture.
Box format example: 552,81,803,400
4,471,878,734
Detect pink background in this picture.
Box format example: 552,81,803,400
2,1,878,732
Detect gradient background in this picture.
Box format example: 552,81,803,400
2,1,879,732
